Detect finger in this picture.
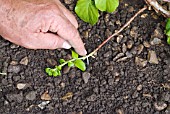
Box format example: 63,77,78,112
52,17,87,55
25,33,71,49
56,1,78,28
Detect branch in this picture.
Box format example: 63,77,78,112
145,0,170,17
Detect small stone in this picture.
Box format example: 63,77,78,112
137,44,144,54
126,51,133,58
105,29,112,37
130,27,138,38
127,40,134,49
135,57,147,67
10,44,19,49
128,6,134,12
8,65,21,74
47,58,57,66
116,57,128,62
115,20,121,25
64,0,74,4
82,72,91,83
13,75,20,82
104,14,110,22
143,41,150,48
148,50,159,64
150,38,162,45
38,101,50,110
104,51,112,58
137,84,143,91
41,91,51,101
113,53,124,61
10,61,18,65
154,101,167,111
141,14,148,18
82,30,89,39
26,91,36,101
63,66,70,74
20,57,29,65
122,43,127,53
86,94,97,102
116,35,123,43
6,93,23,103
17,83,27,90
60,82,65,88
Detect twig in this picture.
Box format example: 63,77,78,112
145,0,170,17
89,6,147,56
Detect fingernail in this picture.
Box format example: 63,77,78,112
62,42,71,49
83,50,87,55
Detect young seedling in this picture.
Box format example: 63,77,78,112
45,7,147,77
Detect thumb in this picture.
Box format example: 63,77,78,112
30,32,71,49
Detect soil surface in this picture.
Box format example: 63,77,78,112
0,0,170,114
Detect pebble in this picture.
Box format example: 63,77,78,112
116,35,123,43
126,51,133,58
82,30,89,39
47,58,57,66
10,44,19,49
130,27,138,38
63,66,71,74
148,50,159,64
41,91,51,101
82,72,91,83
104,51,112,58
8,65,21,73
137,84,143,91
154,101,167,111
127,40,134,49
135,57,147,67
150,38,162,45
17,83,27,90
86,94,97,102
10,61,18,65
116,57,128,62
20,57,29,65
6,93,23,103
137,44,144,54
64,0,74,4
26,91,36,101
38,101,50,110
143,41,151,48
122,43,127,53
113,53,124,61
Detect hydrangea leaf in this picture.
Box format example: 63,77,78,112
95,0,119,13
75,0,99,25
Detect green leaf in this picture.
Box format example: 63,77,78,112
45,68,51,73
68,61,74,67
95,0,119,13
57,66,62,71
59,59,65,64
71,50,79,59
166,29,170,36
166,18,170,30
167,36,170,45
74,59,86,71
52,71,59,77
75,0,99,25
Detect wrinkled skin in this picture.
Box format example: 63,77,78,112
0,0,87,55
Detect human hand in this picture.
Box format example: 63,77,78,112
0,0,87,55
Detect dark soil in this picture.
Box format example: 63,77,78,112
0,0,170,114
